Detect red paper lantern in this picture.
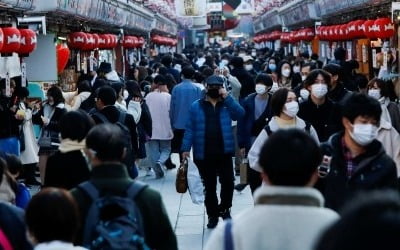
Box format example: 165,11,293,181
56,44,70,74
339,24,348,41
1,27,21,53
322,26,329,40
83,33,96,51
374,17,395,39
131,36,139,48
353,20,366,38
97,34,108,49
0,29,4,51
303,28,315,41
91,34,99,49
327,26,335,41
18,29,36,55
364,20,378,39
123,36,135,48
108,34,118,48
289,31,296,43
67,32,86,50
224,18,240,30
346,21,356,39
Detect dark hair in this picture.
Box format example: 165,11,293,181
139,59,148,67
315,190,400,250
158,66,169,76
258,129,322,186
60,111,95,141
154,75,167,85
255,73,273,87
3,154,22,176
334,47,346,61
161,55,173,67
300,51,310,59
144,75,154,84
110,82,124,97
355,74,368,90
46,86,64,105
86,124,125,161
304,69,331,88
77,80,91,94
137,66,148,83
323,63,342,77
193,71,205,83
311,53,319,60
25,188,80,243
125,80,142,101
16,87,29,98
342,93,381,123
230,56,244,68
367,78,394,99
96,86,116,106
271,88,290,116
181,66,195,79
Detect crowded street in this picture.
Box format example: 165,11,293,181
1,0,400,250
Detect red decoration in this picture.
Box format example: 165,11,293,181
374,18,395,39
364,20,378,39
18,29,36,55
303,28,315,41
339,24,348,41
224,18,239,30
346,21,356,39
97,34,108,49
123,36,135,49
82,33,95,51
91,34,99,49
56,44,70,74
0,29,4,51
1,27,21,54
353,20,366,38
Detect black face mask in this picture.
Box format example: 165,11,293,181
207,88,220,99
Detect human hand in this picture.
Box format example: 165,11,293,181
239,148,246,157
181,152,190,161
41,116,49,125
219,87,228,99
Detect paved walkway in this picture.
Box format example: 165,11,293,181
136,154,254,250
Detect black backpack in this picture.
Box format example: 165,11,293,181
264,122,311,136
92,111,135,168
79,181,150,250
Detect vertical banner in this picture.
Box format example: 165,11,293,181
321,43,326,58
83,56,87,74
382,48,388,70
77,52,81,72
362,44,367,63
175,0,207,17
89,51,94,72
21,60,27,87
5,72,10,97
372,49,377,68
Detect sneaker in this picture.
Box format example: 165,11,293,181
234,183,247,192
154,162,164,179
207,217,219,229
165,158,176,169
145,168,152,176
220,208,231,220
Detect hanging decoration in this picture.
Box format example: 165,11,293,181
18,28,37,56
1,27,21,55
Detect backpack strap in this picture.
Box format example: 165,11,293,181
92,111,109,124
118,111,127,124
305,122,311,134
78,181,100,201
224,220,234,250
263,124,273,136
126,181,148,199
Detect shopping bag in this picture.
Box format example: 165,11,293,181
240,158,248,184
187,159,204,205
175,159,188,193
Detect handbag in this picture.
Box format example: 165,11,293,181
176,158,188,193
240,158,248,184
37,129,52,148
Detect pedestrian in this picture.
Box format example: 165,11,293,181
63,80,91,111
32,86,67,184
298,69,342,142
318,93,398,211
26,188,87,250
247,88,319,191
44,111,94,190
170,66,202,162
205,129,338,250
71,124,177,249
230,56,255,99
145,75,173,178
181,75,245,228
323,64,352,106
276,60,293,89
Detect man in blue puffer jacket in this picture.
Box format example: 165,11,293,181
182,75,245,229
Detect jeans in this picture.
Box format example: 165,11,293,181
195,154,234,218
147,140,171,167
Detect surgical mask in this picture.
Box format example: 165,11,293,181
221,59,229,66
270,82,279,93
48,101,54,106
151,73,158,78
293,66,300,73
350,123,378,146
174,64,182,72
283,101,299,117
368,89,381,100
300,89,310,100
255,84,267,95
245,64,253,71
239,53,246,57
301,75,307,82
311,83,328,98
282,69,291,77
207,88,220,99
123,90,129,100
268,63,276,72
251,52,257,57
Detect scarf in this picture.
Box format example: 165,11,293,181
58,139,86,153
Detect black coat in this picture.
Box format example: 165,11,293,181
317,132,398,211
230,67,255,99
298,98,342,142
327,83,352,106
0,95,22,139
44,150,90,190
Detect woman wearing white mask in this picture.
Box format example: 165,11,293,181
277,60,293,89
298,69,342,142
247,88,319,187
367,78,400,133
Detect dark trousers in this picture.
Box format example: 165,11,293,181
171,129,185,162
248,166,262,194
195,154,234,218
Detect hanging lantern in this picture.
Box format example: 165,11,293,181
327,26,335,41
346,21,356,39
364,20,378,39
108,34,118,48
131,36,139,48
322,26,329,41
353,20,366,38
92,34,99,50
303,28,315,41
18,28,36,55
0,29,3,51
83,33,96,51
98,34,108,49
56,44,70,74
67,32,87,50
1,27,21,54
123,36,135,49
374,17,395,39
339,24,348,41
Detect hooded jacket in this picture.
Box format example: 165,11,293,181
318,132,398,211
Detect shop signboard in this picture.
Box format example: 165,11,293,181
317,0,386,17
280,2,319,27
15,0,33,9
76,0,91,17
175,0,207,17
88,0,99,19
57,0,78,14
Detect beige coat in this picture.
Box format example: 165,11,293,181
377,119,400,176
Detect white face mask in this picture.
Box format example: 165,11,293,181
301,75,307,82
300,89,310,100
282,68,291,77
174,64,182,72
123,90,129,100
251,52,257,57
48,101,54,106
268,63,276,72
255,84,267,95
239,53,246,57
245,64,253,71
368,89,381,100
283,101,299,117
311,83,328,98
350,123,378,146
293,66,300,73
270,82,279,93
221,59,229,66
151,73,158,78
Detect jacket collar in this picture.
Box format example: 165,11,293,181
90,163,130,180
268,116,307,131
58,139,86,153
253,185,324,207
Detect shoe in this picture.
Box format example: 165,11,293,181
25,178,41,187
234,183,247,192
154,162,164,179
145,168,152,176
220,208,231,220
165,158,176,170
235,169,240,176
207,217,219,229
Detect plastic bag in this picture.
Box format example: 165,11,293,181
187,159,204,205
